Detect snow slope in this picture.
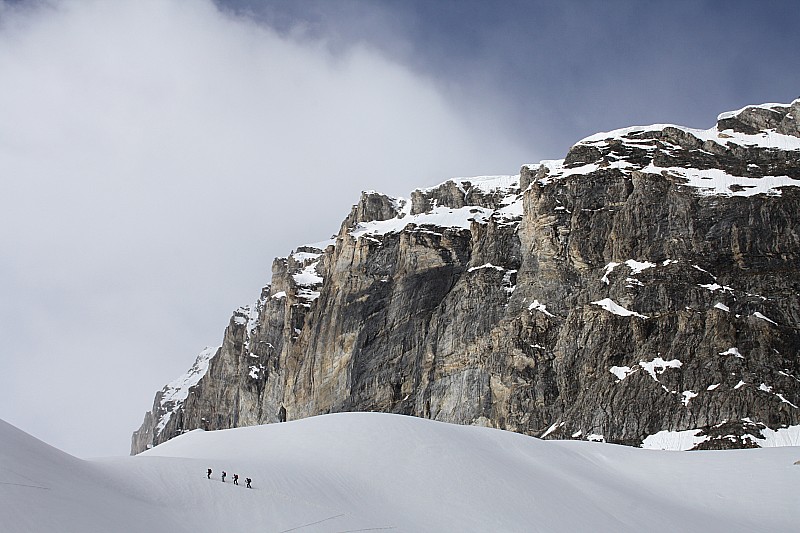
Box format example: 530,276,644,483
0,418,179,532
2,413,799,532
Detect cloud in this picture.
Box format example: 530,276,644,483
0,0,529,456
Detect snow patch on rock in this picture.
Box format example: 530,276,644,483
610,366,637,382
528,300,555,318
718,347,743,359
639,357,683,382
643,165,800,197
681,391,698,406
591,298,648,318
351,175,523,239
643,422,800,450
642,428,709,451
753,311,777,325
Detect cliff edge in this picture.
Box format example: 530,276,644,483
133,99,800,454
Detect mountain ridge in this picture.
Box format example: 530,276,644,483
132,98,800,454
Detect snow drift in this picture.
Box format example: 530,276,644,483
3,413,800,532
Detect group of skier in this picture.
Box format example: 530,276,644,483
206,468,252,489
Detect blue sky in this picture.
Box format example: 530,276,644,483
1,0,797,457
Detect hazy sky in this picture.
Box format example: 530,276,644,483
1,0,798,457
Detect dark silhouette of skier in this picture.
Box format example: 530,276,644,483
278,405,287,423
233,474,239,485
207,468,212,479
221,471,227,482
245,477,252,489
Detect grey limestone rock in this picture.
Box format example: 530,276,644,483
132,100,800,454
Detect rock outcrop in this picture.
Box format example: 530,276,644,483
132,99,800,454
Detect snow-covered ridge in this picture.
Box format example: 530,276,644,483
351,175,522,239
159,347,216,407
352,205,497,238
716,100,795,121
415,174,519,194
577,122,800,150
577,97,800,149
155,346,217,434
527,98,800,196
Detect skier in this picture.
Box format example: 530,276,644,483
245,477,252,489
207,468,212,479
222,471,227,482
233,474,239,485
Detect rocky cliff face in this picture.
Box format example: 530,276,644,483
132,99,800,454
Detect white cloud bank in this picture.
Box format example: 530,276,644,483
0,0,529,456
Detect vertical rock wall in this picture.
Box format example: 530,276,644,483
132,100,800,454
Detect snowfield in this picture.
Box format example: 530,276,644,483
2,413,799,532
